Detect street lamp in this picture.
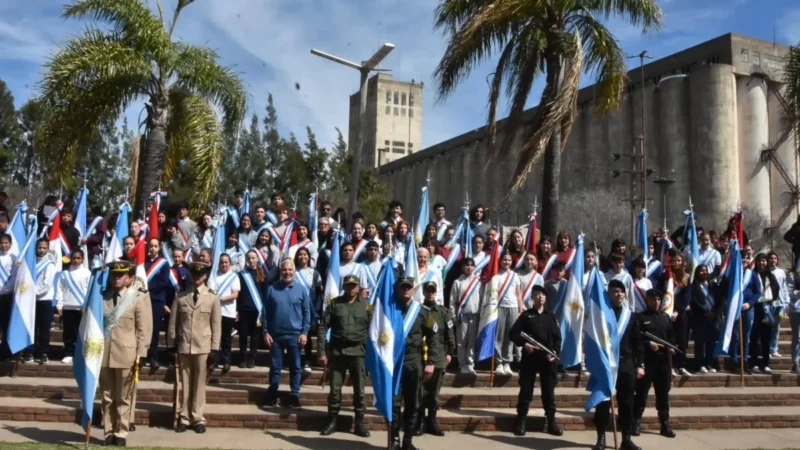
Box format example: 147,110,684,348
310,43,395,215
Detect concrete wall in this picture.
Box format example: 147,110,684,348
655,75,692,228
737,76,771,221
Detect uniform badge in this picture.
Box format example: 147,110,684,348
426,316,435,328
366,304,373,312
433,322,439,334
447,319,454,329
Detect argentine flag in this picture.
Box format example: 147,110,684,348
364,259,403,420
560,233,585,368
635,209,647,258
7,215,38,354
404,234,418,279
105,203,130,264
323,231,342,312
241,189,251,217
75,188,89,268
413,186,429,244
9,202,28,258
308,193,318,248
210,211,227,286
584,267,629,411
714,240,743,356
684,209,700,282
73,268,105,427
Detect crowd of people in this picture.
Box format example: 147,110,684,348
0,190,799,450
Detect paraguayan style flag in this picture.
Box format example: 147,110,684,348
73,268,105,427
560,233,585,368
475,241,502,361
364,259,403,420
7,215,38,354
714,239,743,356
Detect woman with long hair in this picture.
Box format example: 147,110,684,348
255,228,281,281
237,250,268,368
690,265,721,373
238,213,257,250
664,250,691,376
504,229,525,269
536,236,554,276
424,223,438,243
210,253,240,373
294,247,322,374
364,222,383,247
752,253,779,373
486,252,523,376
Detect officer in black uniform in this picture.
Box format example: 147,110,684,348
633,288,676,438
392,276,424,450
509,284,562,437
593,279,643,450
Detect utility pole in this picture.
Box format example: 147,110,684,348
310,44,395,216
653,171,676,232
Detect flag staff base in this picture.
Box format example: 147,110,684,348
739,318,745,389
610,393,619,450
84,421,91,449
489,356,495,390
386,418,392,450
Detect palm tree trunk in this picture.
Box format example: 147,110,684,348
541,52,564,239
135,94,169,216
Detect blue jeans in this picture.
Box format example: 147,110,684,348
269,335,301,397
790,311,800,365
769,316,781,354
731,307,754,365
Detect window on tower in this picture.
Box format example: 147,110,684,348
394,91,399,104
401,92,407,106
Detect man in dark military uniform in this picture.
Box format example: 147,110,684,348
392,276,423,450
633,288,677,439
318,274,372,437
416,281,455,437
509,284,562,437
593,279,643,450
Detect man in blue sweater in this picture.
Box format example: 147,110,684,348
262,258,310,409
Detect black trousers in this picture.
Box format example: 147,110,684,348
62,309,83,355
672,312,689,370
0,294,13,359
237,310,260,360
31,302,54,357
148,302,165,361
749,307,772,369
516,358,558,417
634,359,671,421
221,316,236,365
392,364,421,434
595,362,635,434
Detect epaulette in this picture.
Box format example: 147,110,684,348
209,289,218,295
421,304,432,311
138,287,148,293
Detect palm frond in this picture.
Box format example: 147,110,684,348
172,43,247,135
487,41,515,156
782,46,800,131
162,88,192,181
63,0,170,56
433,0,493,33
580,0,663,32
571,11,627,114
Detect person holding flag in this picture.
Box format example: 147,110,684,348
449,257,481,375
145,238,174,370
590,279,644,450
20,238,55,364
661,250,692,376
224,233,245,273
237,251,268,369
509,284,562,437
432,203,451,244
99,260,152,447
167,261,221,434
730,246,760,371
294,247,321,374
55,249,90,364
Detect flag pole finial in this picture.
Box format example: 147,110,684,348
425,169,431,187
532,195,539,214
464,190,471,211
82,168,88,189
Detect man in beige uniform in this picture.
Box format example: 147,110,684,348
167,261,221,434
100,261,153,447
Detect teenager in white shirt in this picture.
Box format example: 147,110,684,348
432,203,452,244
517,253,545,310
339,242,360,278
605,253,634,308
288,223,318,268
23,239,56,364
631,258,653,313
697,233,722,277
768,252,789,357
449,258,482,375
489,252,523,376
55,249,91,364
424,239,448,282
471,235,489,278
209,254,240,372
224,233,245,273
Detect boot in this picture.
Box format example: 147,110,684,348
413,409,425,436
621,434,642,450
513,414,526,436
320,413,337,436
426,409,445,437
631,418,641,436
390,425,401,450
401,434,418,450
659,419,676,438
592,432,606,450
546,415,563,436
353,412,371,438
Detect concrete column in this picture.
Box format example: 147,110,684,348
689,64,739,226
656,75,692,228
768,84,798,233
737,76,771,223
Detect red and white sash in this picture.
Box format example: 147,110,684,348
146,257,168,283
456,275,480,321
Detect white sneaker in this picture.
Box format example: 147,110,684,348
678,368,692,377
671,369,678,377
770,352,781,358
302,363,312,375
495,365,506,376
763,366,773,374
61,356,73,364
708,368,717,373
503,364,514,375
467,366,477,376
699,366,708,374
581,363,588,373
751,366,762,374
231,329,238,337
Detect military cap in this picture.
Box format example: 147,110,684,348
343,274,360,286
422,281,437,292
187,261,211,275
608,279,626,292
396,277,415,288
109,260,133,273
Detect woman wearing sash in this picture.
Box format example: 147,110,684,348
690,264,722,373
661,250,692,376
237,251,267,369
0,235,16,359
752,253,779,374
295,247,322,374
514,253,543,365
490,252,523,376
21,239,56,364
423,239,447,284
255,228,281,281
190,213,214,258
449,258,481,375
209,254,240,373
583,246,598,291
471,235,489,278
364,222,382,248
730,247,761,372
631,258,653,314
55,249,91,364
238,214,257,250
504,230,525,269
536,236,553,275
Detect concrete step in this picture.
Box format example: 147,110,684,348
2,360,798,389
1,397,798,431
1,377,798,409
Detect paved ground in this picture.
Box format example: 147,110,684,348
0,421,798,449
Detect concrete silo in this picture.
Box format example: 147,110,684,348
737,76,771,223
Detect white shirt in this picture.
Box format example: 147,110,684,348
209,270,240,318
225,247,245,273
55,265,91,310
517,269,545,308
340,261,361,278
429,255,447,281
289,240,318,268
35,256,56,302
433,219,452,242
296,267,322,303
771,266,789,306
449,274,482,316
413,268,444,306
0,252,16,289
632,277,653,313
359,259,382,291
472,251,489,277
489,270,521,309
605,269,635,310
697,247,722,274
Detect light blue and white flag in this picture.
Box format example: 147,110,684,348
560,233,585,368
636,209,648,259
105,203,130,264
9,202,28,258
73,268,104,428
584,267,629,411
684,209,700,282
323,231,342,312
75,188,89,268
210,211,227,286
308,193,318,248
714,239,743,356
413,186,429,245
241,189,251,217
364,259,403,420
7,215,38,354
404,234,418,279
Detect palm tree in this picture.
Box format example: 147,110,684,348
37,0,246,215
433,0,662,237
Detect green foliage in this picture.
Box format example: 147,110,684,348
0,79,18,171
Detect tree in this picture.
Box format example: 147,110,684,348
433,0,662,238
326,129,389,222
10,98,44,188
0,79,18,172
557,189,631,255
37,0,246,216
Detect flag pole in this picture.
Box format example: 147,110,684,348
739,317,745,388
386,418,392,450
84,420,91,449
610,393,619,450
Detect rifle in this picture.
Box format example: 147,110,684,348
520,331,560,362
642,331,684,354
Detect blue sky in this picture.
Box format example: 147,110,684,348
1,0,800,150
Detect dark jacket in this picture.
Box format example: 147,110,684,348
145,256,174,305
509,308,561,367
690,280,723,317
237,269,268,313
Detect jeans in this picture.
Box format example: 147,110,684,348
769,319,781,354
790,311,800,365
730,307,754,365
269,335,302,397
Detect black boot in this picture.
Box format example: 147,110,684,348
621,434,642,450
546,415,563,436
513,414,526,436
353,412,370,438
592,432,606,450
320,413,337,436
401,434,418,450
413,409,425,436
426,409,445,437
631,418,641,436
659,419,676,438
391,426,401,450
